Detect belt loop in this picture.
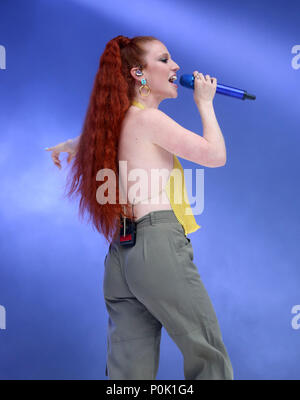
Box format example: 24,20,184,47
149,212,154,226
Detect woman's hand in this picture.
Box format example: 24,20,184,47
193,71,217,106
45,137,79,169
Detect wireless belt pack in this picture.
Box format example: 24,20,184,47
119,213,137,247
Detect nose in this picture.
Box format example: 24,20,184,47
172,61,180,72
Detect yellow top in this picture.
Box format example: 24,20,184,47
131,100,201,236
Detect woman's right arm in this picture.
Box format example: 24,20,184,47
45,134,81,169
138,71,226,168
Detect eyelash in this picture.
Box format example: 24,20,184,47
161,59,168,63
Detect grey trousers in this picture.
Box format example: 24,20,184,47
103,209,234,380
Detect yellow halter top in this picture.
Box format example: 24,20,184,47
131,100,201,236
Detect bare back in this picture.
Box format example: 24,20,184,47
118,106,173,220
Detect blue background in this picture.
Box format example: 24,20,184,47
0,0,299,380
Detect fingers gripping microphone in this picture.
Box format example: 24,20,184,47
179,74,256,100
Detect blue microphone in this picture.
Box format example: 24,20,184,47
179,74,256,100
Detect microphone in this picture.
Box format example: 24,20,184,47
179,74,256,101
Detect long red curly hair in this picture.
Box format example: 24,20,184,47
64,35,158,245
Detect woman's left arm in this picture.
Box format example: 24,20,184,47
45,134,81,169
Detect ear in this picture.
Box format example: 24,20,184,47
130,66,143,82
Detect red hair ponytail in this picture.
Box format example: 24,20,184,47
64,35,158,245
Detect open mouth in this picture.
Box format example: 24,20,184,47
168,76,178,87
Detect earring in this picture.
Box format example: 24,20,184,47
139,77,151,97
135,69,143,76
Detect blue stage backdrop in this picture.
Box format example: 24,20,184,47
0,0,299,380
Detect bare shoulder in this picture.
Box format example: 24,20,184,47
126,107,161,142
135,107,171,141
137,107,165,123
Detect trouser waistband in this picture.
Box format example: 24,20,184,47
135,209,183,232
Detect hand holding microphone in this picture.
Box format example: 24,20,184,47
181,72,256,101
192,71,217,106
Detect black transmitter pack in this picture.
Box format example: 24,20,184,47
119,208,137,247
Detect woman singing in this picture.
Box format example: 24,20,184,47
45,35,233,380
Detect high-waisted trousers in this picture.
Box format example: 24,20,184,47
103,209,234,380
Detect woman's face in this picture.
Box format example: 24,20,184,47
135,40,180,100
